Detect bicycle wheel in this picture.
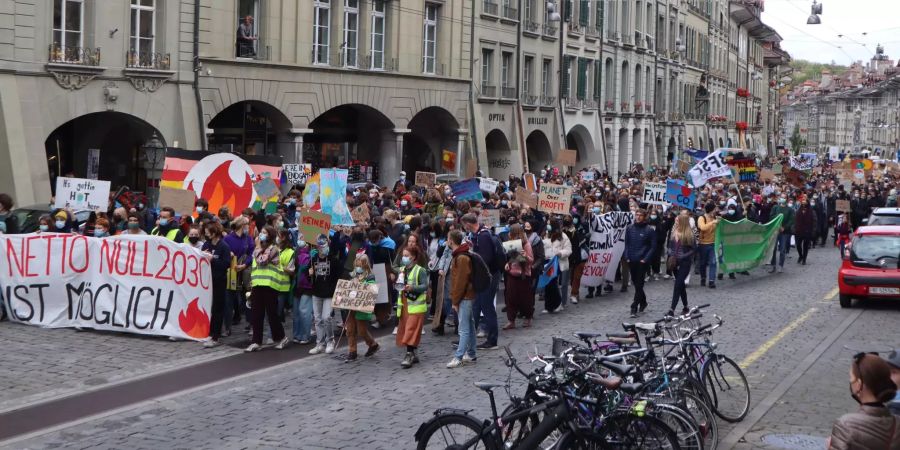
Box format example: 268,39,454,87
680,392,718,450
498,403,564,450
415,413,496,450
652,403,703,450
594,413,681,449
700,354,750,422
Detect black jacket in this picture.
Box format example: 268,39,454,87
311,253,344,298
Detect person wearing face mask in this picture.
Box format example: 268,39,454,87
92,217,111,238
648,208,671,281
568,209,590,303
395,246,429,368
50,210,75,234
793,200,816,265
309,235,343,355
201,222,233,348
623,210,656,318
194,198,215,223
393,171,412,194
342,254,380,362
35,215,52,234
0,193,19,234
151,207,186,243
274,229,296,324
291,236,314,344
124,213,147,235
811,191,828,248
826,353,899,450
224,216,255,332
697,203,720,288
769,197,795,273
245,225,289,352
850,192,867,230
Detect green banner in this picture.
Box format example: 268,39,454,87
714,214,784,273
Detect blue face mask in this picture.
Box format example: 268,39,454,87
259,233,268,242
39,224,49,232
401,256,411,266
196,206,204,213
592,207,601,214
501,200,508,206
159,218,169,227
401,200,408,207
55,220,66,229
320,247,329,256
94,229,107,237
298,240,306,248
546,225,552,232
355,267,364,274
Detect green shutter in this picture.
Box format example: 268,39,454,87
561,56,571,98
580,0,590,25
577,58,588,100
597,0,604,32
565,0,573,21
594,60,601,99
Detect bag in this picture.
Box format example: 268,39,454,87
666,255,677,272
507,261,524,278
485,230,507,273
530,235,545,274
468,251,493,293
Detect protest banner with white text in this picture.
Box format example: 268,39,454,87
581,212,634,286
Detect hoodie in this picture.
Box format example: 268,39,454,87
294,245,313,295
449,242,476,305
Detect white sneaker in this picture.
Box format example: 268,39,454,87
654,275,660,281
325,341,335,354
421,328,426,335
462,354,477,364
168,337,179,342
371,321,381,329
477,330,486,338
446,357,463,368
309,344,325,354
265,338,274,345
275,337,290,350
556,305,565,312
663,274,671,280
203,339,219,348
392,326,398,335
541,309,549,314
777,266,784,273
570,296,579,304
244,343,261,352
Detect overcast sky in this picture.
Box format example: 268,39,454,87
760,0,900,65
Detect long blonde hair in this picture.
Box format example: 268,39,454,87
673,214,695,246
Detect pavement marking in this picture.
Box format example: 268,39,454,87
821,286,839,303
720,307,864,450
739,307,818,370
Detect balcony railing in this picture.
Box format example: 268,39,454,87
620,101,631,112
583,98,597,109
521,94,539,106
524,19,541,34
568,22,582,34
585,26,600,38
541,95,556,107
48,44,101,66
635,31,644,49
502,5,518,20
565,96,582,109
622,33,634,47
605,100,615,112
501,86,516,99
481,83,497,97
543,24,558,37
126,51,171,70
365,54,398,72
483,0,499,15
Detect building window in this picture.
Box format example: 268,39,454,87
593,60,601,99
481,49,494,95
313,0,331,64
576,58,588,100
52,0,84,57
542,59,552,98
523,56,533,96
562,56,573,98
524,0,534,21
235,0,260,57
579,0,589,26
501,51,513,96
370,0,386,69
129,0,155,61
343,0,359,67
423,3,438,74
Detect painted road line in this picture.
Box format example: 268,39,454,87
720,308,864,450
821,286,839,303
739,307,818,370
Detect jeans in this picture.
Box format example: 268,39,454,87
670,257,692,311
698,244,717,282
277,292,290,323
628,262,648,313
455,299,477,360
224,290,243,329
292,294,313,341
770,232,791,268
558,270,570,305
312,296,334,345
474,273,500,346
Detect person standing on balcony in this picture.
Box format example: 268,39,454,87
236,15,257,58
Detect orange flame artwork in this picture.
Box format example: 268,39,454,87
178,298,211,339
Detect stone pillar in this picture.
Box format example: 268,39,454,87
289,128,313,164
456,129,468,176
379,128,409,186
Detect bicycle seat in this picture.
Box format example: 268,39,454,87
620,383,644,395
473,382,506,392
589,375,623,390
599,360,635,377
634,322,658,332
607,336,637,345
574,332,604,340
606,332,636,339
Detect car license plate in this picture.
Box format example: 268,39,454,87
869,287,900,296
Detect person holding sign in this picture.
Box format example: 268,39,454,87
202,222,233,348
309,235,343,355
343,254,380,362
246,225,289,352
395,246,428,369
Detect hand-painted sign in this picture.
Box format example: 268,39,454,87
538,183,573,215
665,179,696,210
641,182,667,205
54,177,111,211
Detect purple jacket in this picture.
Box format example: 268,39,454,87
294,246,313,293
223,231,254,266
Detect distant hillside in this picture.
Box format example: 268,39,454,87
788,59,848,86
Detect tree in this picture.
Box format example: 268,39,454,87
789,124,806,155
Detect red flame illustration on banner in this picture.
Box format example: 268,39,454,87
178,298,210,339
186,160,254,215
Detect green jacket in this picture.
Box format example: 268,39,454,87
771,206,795,232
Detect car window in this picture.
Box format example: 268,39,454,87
850,235,900,267
868,215,900,226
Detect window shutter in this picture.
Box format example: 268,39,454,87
565,0,573,21
579,0,589,26
577,58,587,100
561,56,571,98
594,60,601,99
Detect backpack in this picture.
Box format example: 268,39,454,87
530,235,545,273
479,229,507,273
467,251,493,293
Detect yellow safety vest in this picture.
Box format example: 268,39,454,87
274,248,295,293
397,265,427,317
251,247,290,291
151,227,181,242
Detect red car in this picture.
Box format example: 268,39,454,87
838,226,900,307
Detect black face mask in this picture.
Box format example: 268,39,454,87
849,382,861,405
351,232,365,241
188,236,200,244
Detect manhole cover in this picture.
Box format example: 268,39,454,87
761,433,827,450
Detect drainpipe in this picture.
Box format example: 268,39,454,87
467,0,479,175
193,0,206,151
557,7,567,163
514,2,528,174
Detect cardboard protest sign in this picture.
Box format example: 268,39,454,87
283,163,313,186
332,279,377,313
688,151,731,187
665,179,695,210
54,177,111,211
581,171,595,181
773,163,784,174
161,149,282,215
727,158,758,182
451,178,484,201
415,171,436,188
538,183,573,215
502,239,523,254
298,209,332,241
515,187,538,208
479,209,501,228
556,149,577,167
0,234,212,340
581,212,634,285
641,182,667,205
253,177,280,201
373,263,390,304
479,177,500,193
853,168,865,181
676,160,691,175
524,173,538,192
759,169,775,182
786,169,807,188
466,159,477,178
157,187,197,217
351,204,370,224
835,199,851,213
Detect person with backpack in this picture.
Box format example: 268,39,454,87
446,230,477,368
460,213,502,350
503,224,534,329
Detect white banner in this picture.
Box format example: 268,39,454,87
828,146,840,162
790,155,816,171
479,177,500,193
54,177,111,211
581,212,634,286
641,182,667,205
688,151,731,187
0,234,213,341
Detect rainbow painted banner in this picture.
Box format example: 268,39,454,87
160,149,283,215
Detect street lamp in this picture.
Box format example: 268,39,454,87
807,0,822,24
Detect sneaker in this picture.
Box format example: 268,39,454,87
325,340,335,354
604,285,613,293
541,309,549,314
570,296,579,304
392,326,398,335
777,266,784,273
244,343,261,353
620,286,628,293
265,338,274,345
293,338,310,345
421,328,426,335
586,292,595,299
477,330,486,338
477,342,499,350
371,321,381,329
344,352,358,362
629,312,638,318
401,352,414,369
364,342,380,357
462,354,477,364
728,273,736,280
309,344,325,355
654,275,660,281
222,329,232,337
681,307,691,315
446,357,463,368
708,283,717,289
203,339,220,348
555,305,565,312
275,337,290,350
663,274,671,280
666,310,675,317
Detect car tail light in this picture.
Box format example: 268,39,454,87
842,241,851,260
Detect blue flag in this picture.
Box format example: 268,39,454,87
537,256,559,289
